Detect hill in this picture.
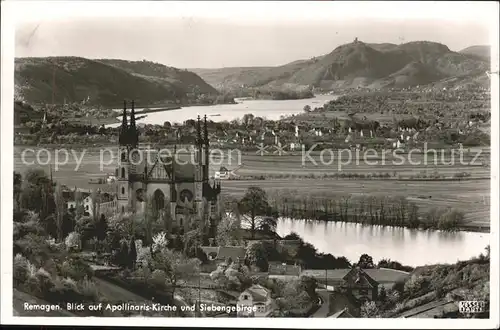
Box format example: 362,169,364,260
192,40,489,91
384,250,490,319
15,57,219,107
459,45,491,61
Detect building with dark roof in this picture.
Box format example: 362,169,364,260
116,100,222,233
338,267,380,302
237,284,274,317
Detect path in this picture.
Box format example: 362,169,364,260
311,289,331,318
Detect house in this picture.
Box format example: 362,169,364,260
200,246,246,264
64,189,117,217
237,284,274,317
337,267,379,303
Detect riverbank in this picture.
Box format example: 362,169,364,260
276,218,490,266
277,216,489,234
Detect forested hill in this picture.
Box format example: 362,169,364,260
15,57,219,107
192,40,489,91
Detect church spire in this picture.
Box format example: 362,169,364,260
203,114,209,182
129,100,139,147
170,144,177,202
203,114,208,146
196,115,202,146
119,100,128,145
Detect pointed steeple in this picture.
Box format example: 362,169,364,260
170,145,177,202
203,114,209,146
196,115,202,146
129,100,139,147
119,100,129,145
203,114,209,182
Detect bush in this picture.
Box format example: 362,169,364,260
78,277,99,303
13,253,30,284
35,267,55,296
404,275,431,296
437,209,465,231
151,269,167,288
59,257,94,281
65,231,81,251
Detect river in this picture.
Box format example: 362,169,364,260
276,218,489,267
22,94,490,267
107,94,338,127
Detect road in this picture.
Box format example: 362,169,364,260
311,289,331,318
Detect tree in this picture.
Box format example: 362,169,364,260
283,232,301,241
356,254,375,269
216,214,242,246
74,189,84,220
258,216,277,234
299,275,317,300
128,236,137,269
65,232,81,251
238,187,276,239
116,240,129,268
242,113,255,127
437,209,465,231
361,301,379,318
296,242,317,268
62,213,75,238
96,214,108,242
91,187,100,222
20,169,55,219
184,227,203,257
143,196,155,246
151,248,201,298
54,184,65,242
303,105,311,113
379,286,387,301
245,241,269,272
14,172,22,211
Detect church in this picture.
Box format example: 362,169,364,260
115,100,221,233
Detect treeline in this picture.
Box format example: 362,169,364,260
228,87,314,100
266,189,466,231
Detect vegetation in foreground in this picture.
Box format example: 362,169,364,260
361,246,490,318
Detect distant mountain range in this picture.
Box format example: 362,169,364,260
192,41,490,91
459,45,491,60
14,41,490,107
15,57,218,106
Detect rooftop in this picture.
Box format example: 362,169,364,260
242,284,270,303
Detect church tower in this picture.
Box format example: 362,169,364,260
203,115,210,184
117,100,130,213
127,100,141,213
194,116,204,222
117,100,141,214
170,145,177,222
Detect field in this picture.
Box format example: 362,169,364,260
14,147,490,230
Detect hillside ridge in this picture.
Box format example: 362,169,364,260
191,40,489,91
15,56,219,106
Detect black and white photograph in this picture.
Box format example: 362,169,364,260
1,1,499,328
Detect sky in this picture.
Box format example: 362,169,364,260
11,1,497,69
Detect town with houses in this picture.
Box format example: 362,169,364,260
9,8,493,322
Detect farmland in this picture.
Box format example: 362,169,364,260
14,147,490,231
